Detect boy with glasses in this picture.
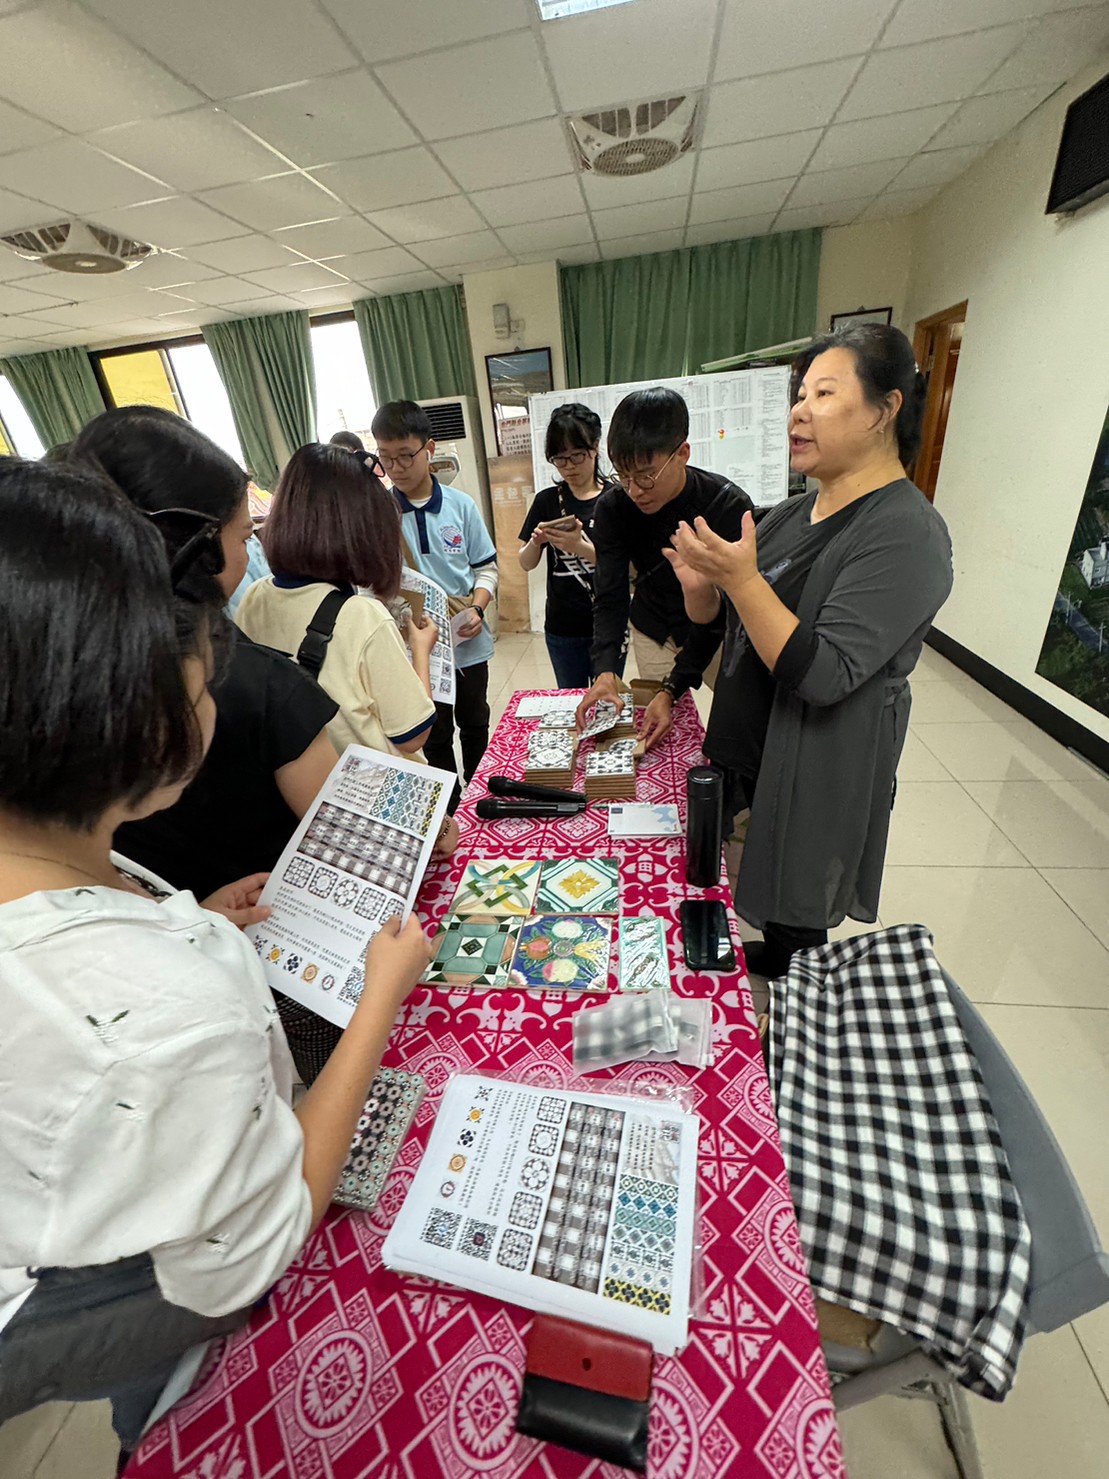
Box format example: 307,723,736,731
372,400,498,794
575,387,753,750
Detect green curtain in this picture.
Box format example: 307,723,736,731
353,286,477,404
0,347,105,448
201,320,281,490
561,227,822,386
234,309,317,455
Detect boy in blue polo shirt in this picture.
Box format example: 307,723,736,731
372,400,498,794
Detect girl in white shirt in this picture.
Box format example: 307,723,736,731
0,458,430,1452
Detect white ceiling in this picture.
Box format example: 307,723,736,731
0,0,1105,355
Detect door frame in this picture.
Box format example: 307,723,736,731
912,300,967,501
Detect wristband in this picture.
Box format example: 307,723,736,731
473,605,486,622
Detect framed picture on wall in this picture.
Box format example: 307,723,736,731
486,348,554,457
830,306,894,330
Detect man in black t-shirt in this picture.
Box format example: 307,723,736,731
575,387,753,750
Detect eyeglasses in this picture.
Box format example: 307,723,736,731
376,440,428,472
613,445,682,494
549,450,593,470
145,506,222,591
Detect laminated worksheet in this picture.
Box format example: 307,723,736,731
247,746,453,1028
399,565,455,706
383,1073,699,1355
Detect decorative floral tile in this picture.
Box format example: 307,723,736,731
449,858,542,917
525,730,576,770
585,739,637,777
509,915,613,992
424,914,523,990
537,856,620,915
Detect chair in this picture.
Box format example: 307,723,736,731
823,971,1109,1479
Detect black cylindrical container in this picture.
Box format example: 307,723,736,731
685,766,723,887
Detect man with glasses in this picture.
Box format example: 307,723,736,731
575,387,753,750
371,400,498,795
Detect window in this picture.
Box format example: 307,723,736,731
311,318,376,444
94,340,245,468
98,349,181,417
166,342,245,466
0,376,45,459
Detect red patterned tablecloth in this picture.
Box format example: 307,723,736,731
127,693,842,1479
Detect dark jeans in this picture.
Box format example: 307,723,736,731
0,1256,249,1449
424,660,490,806
545,632,593,690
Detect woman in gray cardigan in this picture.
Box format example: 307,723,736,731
668,324,953,976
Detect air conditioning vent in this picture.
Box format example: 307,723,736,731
567,94,701,177
424,401,467,440
0,219,154,275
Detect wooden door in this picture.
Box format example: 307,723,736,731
912,301,967,502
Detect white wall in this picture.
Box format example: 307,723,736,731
815,217,915,333
905,58,1109,743
461,261,567,450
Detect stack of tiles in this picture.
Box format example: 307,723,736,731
584,737,638,801
536,703,579,731
524,727,577,787
610,694,637,739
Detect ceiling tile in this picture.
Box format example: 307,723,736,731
716,0,894,81
0,99,60,158
581,155,696,207
311,147,457,212
704,59,862,148
541,0,717,111
32,291,177,328
591,196,688,240
497,215,594,252
0,281,69,313
244,262,350,293
338,246,429,281
358,270,448,296
980,6,1109,91
0,315,69,338
838,26,1034,119
695,132,822,193
470,175,585,227
0,185,53,235
90,197,252,249
437,256,518,282
218,296,300,317
684,213,778,247
274,216,391,259
927,86,1052,149
412,231,510,267
186,234,299,273
855,185,943,220
433,118,574,192
788,157,909,207
773,197,873,230
688,177,794,224
93,109,291,194
890,145,985,190
288,283,355,309
375,34,556,140
368,195,487,244
115,252,223,288
321,0,531,63
599,229,686,260
165,276,271,307
0,2,203,133
82,0,352,100
197,174,346,232
226,70,417,168
0,140,165,215
808,104,959,171
515,242,600,266
882,0,1083,49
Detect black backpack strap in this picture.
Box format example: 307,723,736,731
296,588,354,678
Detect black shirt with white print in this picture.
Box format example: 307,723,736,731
519,478,618,639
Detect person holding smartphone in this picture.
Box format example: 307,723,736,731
518,403,621,690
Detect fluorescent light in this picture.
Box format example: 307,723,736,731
537,0,641,20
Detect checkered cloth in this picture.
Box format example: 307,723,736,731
767,924,1031,1399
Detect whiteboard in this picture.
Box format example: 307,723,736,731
528,365,791,509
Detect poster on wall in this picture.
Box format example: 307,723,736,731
1036,404,1109,719
486,349,554,456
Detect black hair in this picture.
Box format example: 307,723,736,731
70,404,248,605
329,429,365,452
544,402,602,460
792,324,927,467
0,459,212,831
371,399,432,444
606,387,689,470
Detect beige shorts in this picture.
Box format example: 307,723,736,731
631,627,721,690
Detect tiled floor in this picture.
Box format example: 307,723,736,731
3,635,1107,1479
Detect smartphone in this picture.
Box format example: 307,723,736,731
679,899,737,972
537,515,578,533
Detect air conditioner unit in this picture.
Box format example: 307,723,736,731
566,94,702,177
417,394,492,532
0,220,154,275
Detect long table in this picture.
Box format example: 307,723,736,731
127,693,843,1479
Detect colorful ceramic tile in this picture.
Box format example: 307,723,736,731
537,857,620,915
334,1067,427,1213
510,915,613,992
450,858,542,917
425,913,522,989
